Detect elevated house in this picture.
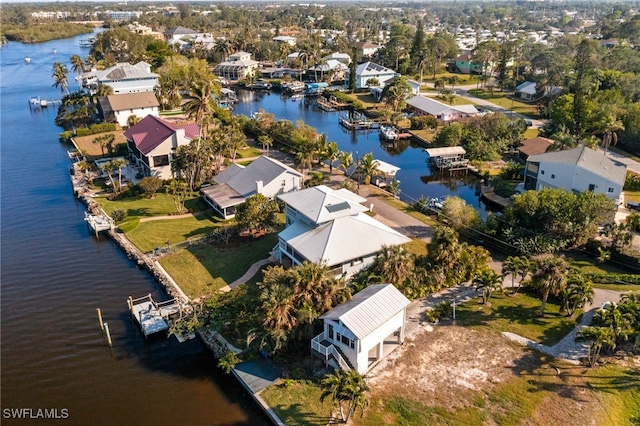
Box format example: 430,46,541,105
352,62,399,90
524,145,627,203
214,51,259,81
311,284,411,374
274,185,410,278
94,62,159,95
124,115,199,180
98,92,159,127
201,156,302,219
406,95,479,122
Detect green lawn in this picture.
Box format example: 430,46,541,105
159,234,278,298
566,251,631,275
261,380,335,426
124,214,225,253
420,72,480,85
236,146,263,159
97,193,208,221
467,89,541,119
625,190,640,203
523,128,539,139
454,290,580,346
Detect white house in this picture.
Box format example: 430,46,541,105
124,115,199,180
201,156,303,219
164,26,199,44
323,52,351,65
95,62,159,94
405,95,479,122
311,284,411,374
214,51,259,81
354,41,382,58
98,92,159,127
272,35,297,46
275,185,410,278
352,62,399,90
524,145,627,202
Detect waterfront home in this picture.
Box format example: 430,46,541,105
405,95,479,122
214,51,260,82
124,115,199,180
164,26,199,44
307,59,348,82
201,156,302,219
524,145,627,202
95,62,159,95
274,185,410,278
311,284,411,373
98,92,159,127
517,136,554,162
371,77,421,101
352,62,399,90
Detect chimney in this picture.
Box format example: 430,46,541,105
256,180,263,194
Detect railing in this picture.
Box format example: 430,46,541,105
311,332,351,371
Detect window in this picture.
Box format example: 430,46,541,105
540,170,545,175
152,154,169,167
608,187,615,193
551,174,555,179
588,184,596,191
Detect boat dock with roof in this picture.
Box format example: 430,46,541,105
424,146,470,172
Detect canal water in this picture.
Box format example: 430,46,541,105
232,89,491,215
0,32,269,425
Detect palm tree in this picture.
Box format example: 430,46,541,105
110,158,127,191
99,161,117,190
501,255,530,292
370,245,415,290
76,160,93,184
306,171,327,187
473,268,503,304
357,152,380,185
531,254,570,317
260,282,297,333
601,222,634,252
337,151,353,176
577,326,616,367
295,148,314,178
70,54,84,79
52,61,70,95
257,135,273,157
594,303,636,345
325,141,340,173
561,272,594,316
388,180,401,199
183,80,216,138
320,370,370,423
95,84,114,97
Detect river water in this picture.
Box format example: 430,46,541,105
0,32,268,425
232,89,491,214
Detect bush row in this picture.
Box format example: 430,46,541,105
59,123,118,141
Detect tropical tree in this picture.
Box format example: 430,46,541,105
325,141,340,173
560,272,594,317
127,114,140,127
52,61,70,95
600,222,634,252
167,179,189,214
473,268,503,304
138,176,162,198
257,135,273,157
501,256,531,292
531,254,570,317
95,83,114,97
76,160,93,184
337,151,353,176
70,54,84,79
381,76,413,112
388,180,401,199
593,302,636,345
110,158,127,191
183,80,216,137
306,171,327,188
217,350,240,374
235,194,280,234
99,161,117,191
369,245,415,291
577,326,616,367
357,152,379,185
320,370,370,423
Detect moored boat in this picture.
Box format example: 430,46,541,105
379,125,399,141
24,57,31,63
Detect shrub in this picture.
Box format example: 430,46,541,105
411,115,438,130
217,350,241,374
110,209,126,223
623,171,640,191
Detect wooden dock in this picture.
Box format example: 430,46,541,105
317,96,348,112
127,294,185,338
84,211,114,235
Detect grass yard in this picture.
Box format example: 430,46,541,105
420,72,480,85
236,146,263,159
159,234,278,298
124,214,225,253
454,290,580,346
467,89,541,119
261,380,335,426
97,193,208,221
625,190,640,203
523,128,540,139
367,186,438,227
566,251,631,275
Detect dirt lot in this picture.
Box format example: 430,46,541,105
362,324,634,425
72,130,127,159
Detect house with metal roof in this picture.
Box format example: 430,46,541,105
351,62,399,89
98,92,159,127
124,115,199,180
524,145,627,202
164,26,199,44
95,62,159,95
406,95,479,122
213,51,259,81
311,284,411,373
201,156,303,219
275,186,411,278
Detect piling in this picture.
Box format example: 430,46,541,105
103,322,112,347
97,308,104,331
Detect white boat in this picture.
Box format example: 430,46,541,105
40,99,48,107
290,93,304,101
51,49,57,54
29,96,40,106
379,125,399,141
24,57,31,63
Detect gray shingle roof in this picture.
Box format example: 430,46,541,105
527,145,627,184
214,156,302,197
320,284,410,340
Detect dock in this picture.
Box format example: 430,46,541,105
339,111,380,130
480,186,512,209
424,146,470,172
84,210,114,235
316,95,348,112
29,96,61,109
127,294,185,338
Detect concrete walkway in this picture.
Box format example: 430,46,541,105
502,288,627,364
219,256,274,293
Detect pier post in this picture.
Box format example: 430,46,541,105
103,322,112,347
127,296,133,313
97,308,104,331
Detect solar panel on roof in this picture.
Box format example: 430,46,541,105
326,201,350,213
